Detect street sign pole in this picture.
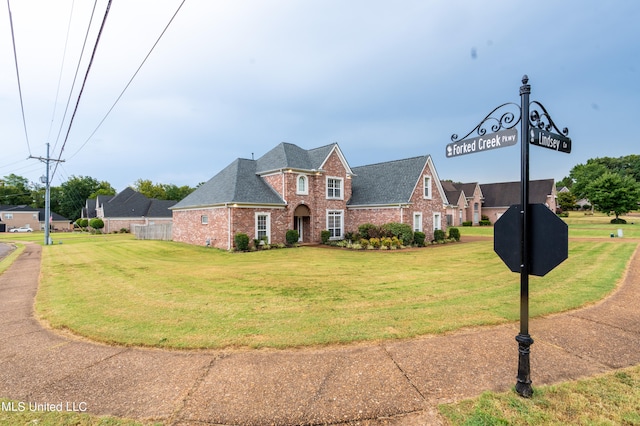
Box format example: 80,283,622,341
449,75,570,399
516,76,534,398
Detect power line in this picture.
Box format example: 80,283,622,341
5,0,32,156
51,0,100,156
68,0,188,161
52,0,113,181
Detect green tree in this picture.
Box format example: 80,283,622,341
587,172,640,220
133,179,166,199
569,161,609,200
0,173,32,205
557,191,577,212
163,183,194,201
56,176,113,221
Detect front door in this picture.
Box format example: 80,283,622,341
296,216,303,242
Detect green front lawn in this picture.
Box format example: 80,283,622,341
25,233,635,349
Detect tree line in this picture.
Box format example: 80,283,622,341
0,175,196,222
556,154,640,221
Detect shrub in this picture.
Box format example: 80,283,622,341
448,227,460,241
414,231,426,247
369,237,381,248
285,229,299,246
75,218,89,229
234,233,250,251
381,237,393,249
611,218,627,224
359,238,370,248
119,227,129,233
320,230,331,244
481,214,490,221
479,219,492,226
382,222,414,246
433,229,445,242
462,221,473,227
89,218,104,230
358,223,382,239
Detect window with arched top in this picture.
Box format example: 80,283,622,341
297,174,308,195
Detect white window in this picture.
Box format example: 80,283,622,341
433,212,442,231
326,210,343,239
201,215,208,224
326,177,343,200
413,212,423,232
423,176,432,199
296,174,308,195
4,213,13,220
255,212,271,243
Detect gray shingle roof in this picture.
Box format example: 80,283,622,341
256,142,336,173
349,156,429,205
481,179,555,207
441,181,463,206
91,187,176,218
171,158,286,209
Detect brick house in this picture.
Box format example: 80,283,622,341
442,181,484,226
82,187,176,233
171,142,448,249
480,179,557,222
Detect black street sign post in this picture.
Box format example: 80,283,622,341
448,75,571,398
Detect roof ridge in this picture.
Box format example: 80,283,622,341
353,154,428,169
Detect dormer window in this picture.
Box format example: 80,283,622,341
296,174,308,195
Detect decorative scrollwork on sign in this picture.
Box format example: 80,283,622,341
451,102,521,142
529,101,569,136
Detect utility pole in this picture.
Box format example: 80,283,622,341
30,143,64,245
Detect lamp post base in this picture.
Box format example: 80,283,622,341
515,333,534,398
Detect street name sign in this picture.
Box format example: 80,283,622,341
529,128,571,153
446,128,518,158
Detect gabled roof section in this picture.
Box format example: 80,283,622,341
349,155,429,205
97,187,176,218
171,158,286,209
441,181,464,207
255,142,353,175
481,178,555,207
458,182,482,199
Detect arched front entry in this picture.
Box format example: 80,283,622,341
293,204,311,243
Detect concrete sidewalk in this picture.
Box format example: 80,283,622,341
1,243,639,425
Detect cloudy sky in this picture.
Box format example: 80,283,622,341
1,1,638,192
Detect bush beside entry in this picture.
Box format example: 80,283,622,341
286,229,299,245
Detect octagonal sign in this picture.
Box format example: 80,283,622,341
494,204,568,277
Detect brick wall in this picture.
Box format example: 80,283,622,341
172,207,230,249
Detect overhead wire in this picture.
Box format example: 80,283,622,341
5,0,32,156
51,0,113,181
47,0,77,149
51,0,99,156
67,0,188,162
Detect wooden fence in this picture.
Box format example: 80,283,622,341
133,223,172,241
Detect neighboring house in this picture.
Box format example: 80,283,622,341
82,187,177,233
442,181,484,226
480,179,557,222
0,205,72,231
171,142,449,250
